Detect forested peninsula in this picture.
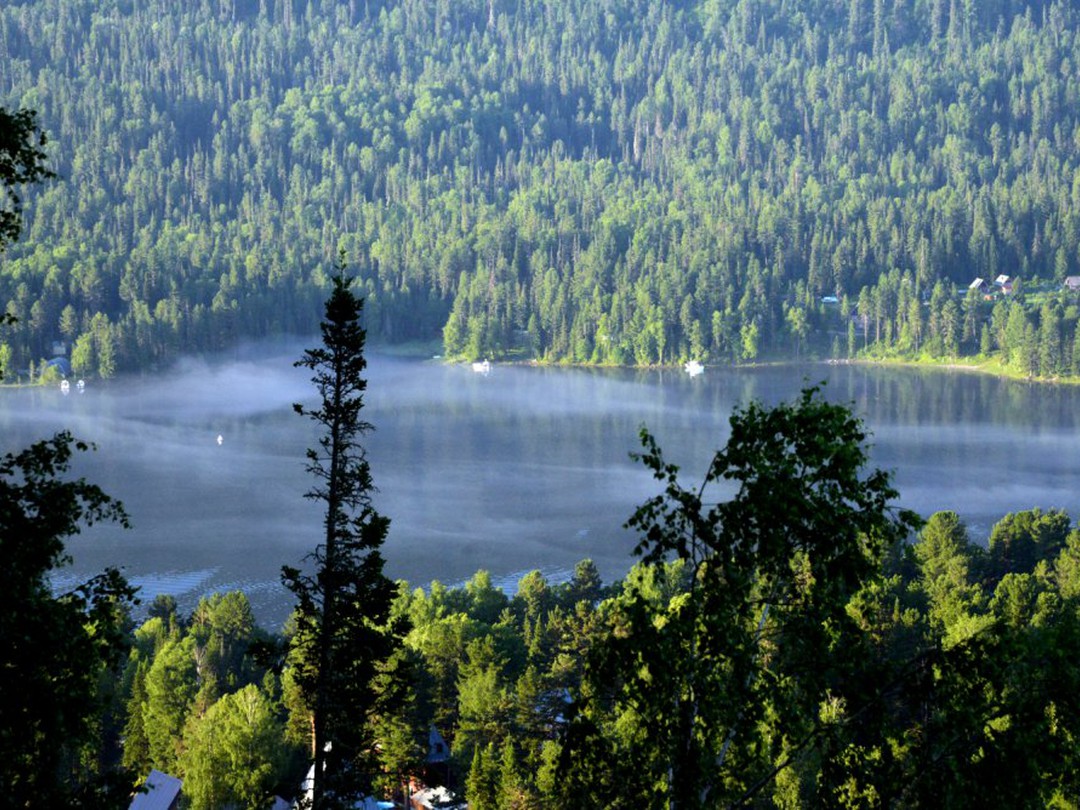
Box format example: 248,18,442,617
4,0,1080,378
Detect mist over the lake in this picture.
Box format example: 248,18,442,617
4,344,1080,629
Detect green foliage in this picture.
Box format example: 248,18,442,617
180,683,286,810
0,106,54,250
5,1,1080,373
282,262,405,808
455,636,513,768
465,742,500,810
189,590,260,695
120,660,151,777
370,647,432,801
1053,529,1080,600
560,387,921,808
118,588,285,801
913,511,986,635
0,432,137,806
819,506,1080,807
107,501,1080,809
141,635,198,774
988,508,1072,581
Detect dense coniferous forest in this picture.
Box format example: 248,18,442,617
4,0,1080,377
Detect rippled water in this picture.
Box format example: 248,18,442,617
4,345,1078,629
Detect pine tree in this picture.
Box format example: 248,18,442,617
120,661,151,776
282,255,405,809
465,743,500,810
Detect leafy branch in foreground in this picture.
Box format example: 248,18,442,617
0,106,54,250
0,432,138,807
560,386,921,808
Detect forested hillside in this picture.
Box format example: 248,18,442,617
4,0,1080,376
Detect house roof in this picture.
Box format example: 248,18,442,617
968,277,986,289
995,274,1010,285
129,770,182,810
1065,276,1080,289
45,356,72,375
427,727,450,763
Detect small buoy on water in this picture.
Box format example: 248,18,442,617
216,434,223,446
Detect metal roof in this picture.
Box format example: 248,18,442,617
128,769,182,810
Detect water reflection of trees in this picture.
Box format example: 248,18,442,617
381,363,1080,462
821,366,1080,432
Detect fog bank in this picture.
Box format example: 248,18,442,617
6,346,1080,628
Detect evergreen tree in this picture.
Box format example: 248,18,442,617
141,635,198,774
465,743,500,810
282,256,405,808
913,511,986,633
370,649,430,806
120,661,152,777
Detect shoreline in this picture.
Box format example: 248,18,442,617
446,351,1080,386
828,355,1080,386
9,343,1080,389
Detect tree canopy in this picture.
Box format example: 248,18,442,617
558,387,921,806
5,1,1080,374
282,260,404,808
0,433,137,806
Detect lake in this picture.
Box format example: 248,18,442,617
4,345,1079,629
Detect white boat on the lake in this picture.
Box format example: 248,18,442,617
684,360,704,377
76,379,85,392
60,379,70,394
471,359,491,375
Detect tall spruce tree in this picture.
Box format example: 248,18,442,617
282,258,402,809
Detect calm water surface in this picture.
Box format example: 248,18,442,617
3,346,1078,628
